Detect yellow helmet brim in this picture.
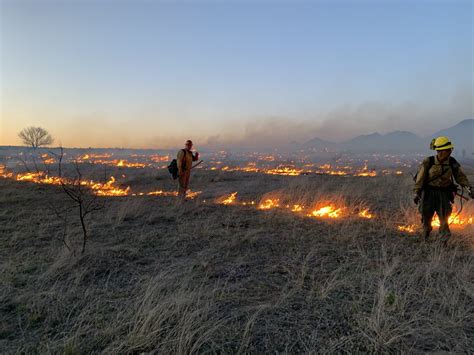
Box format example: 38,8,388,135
434,144,454,151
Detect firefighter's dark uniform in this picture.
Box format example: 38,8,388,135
414,156,471,240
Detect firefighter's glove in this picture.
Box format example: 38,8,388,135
413,194,421,205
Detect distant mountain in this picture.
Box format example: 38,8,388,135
342,132,382,148
340,131,424,153
302,120,473,154
303,131,426,153
302,137,337,150
429,119,473,157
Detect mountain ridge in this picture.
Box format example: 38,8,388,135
303,119,473,154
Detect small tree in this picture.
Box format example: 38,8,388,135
18,127,54,173
52,147,105,254
18,126,54,149
17,143,105,254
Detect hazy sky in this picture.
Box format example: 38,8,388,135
1,0,472,149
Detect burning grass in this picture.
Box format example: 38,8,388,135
398,224,416,233
308,205,344,218
432,210,473,227
2,170,131,197
265,166,304,176
358,208,374,219
213,163,400,177
395,204,474,234
0,167,202,199
0,155,473,354
395,211,472,234
258,198,281,210
74,153,171,168
0,164,14,178
2,163,472,236
212,183,473,236
139,190,201,199
1,170,473,353
8,149,410,181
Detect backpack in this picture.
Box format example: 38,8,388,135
167,149,186,180
413,155,460,189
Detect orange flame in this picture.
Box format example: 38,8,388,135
132,190,200,199
16,172,62,184
398,209,473,234
220,192,238,205
185,190,202,199
89,176,130,196
398,225,416,233
209,160,399,177
328,171,349,176
116,160,148,168
355,170,377,177
2,168,205,199
291,204,304,212
76,153,112,161
358,209,373,219
0,165,13,178
5,170,130,196
265,166,303,176
40,154,56,164
354,162,377,177
432,213,473,227
258,199,280,210
308,205,343,218
145,190,177,196
150,155,169,163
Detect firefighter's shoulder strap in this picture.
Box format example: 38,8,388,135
420,155,459,186
413,156,434,184
424,156,459,172
448,156,460,171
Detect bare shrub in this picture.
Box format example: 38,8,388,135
16,146,106,254
54,148,105,254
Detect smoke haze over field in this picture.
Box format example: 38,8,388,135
1,1,472,149
2,96,471,151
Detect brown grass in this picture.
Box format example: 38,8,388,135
0,168,473,353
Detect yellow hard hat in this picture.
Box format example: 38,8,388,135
430,136,454,151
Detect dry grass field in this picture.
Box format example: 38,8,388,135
1,165,473,353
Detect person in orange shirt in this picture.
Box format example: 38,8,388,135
177,140,199,201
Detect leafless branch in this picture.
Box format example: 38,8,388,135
23,145,106,254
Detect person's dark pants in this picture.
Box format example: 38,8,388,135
419,188,453,240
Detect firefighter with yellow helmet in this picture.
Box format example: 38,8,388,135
413,136,474,243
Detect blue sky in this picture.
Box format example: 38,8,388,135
1,0,472,148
